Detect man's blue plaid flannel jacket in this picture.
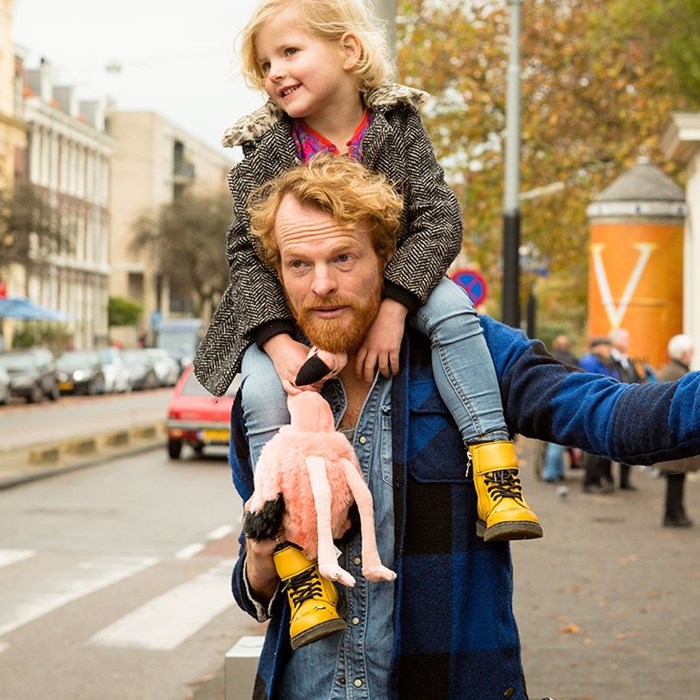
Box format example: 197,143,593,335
228,317,700,699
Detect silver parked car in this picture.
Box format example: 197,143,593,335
97,347,132,393
145,348,180,387
120,349,160,391
0,364,11,405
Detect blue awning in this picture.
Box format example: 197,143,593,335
0,297,68,321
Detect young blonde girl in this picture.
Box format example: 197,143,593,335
194,0,541,650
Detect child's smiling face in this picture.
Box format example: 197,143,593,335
254,8,360,124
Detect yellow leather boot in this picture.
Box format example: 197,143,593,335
273,543,347,650
469,441,543,542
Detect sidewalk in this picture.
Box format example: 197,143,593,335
512,438,700,700
0,410,166,490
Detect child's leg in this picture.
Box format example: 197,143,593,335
411,277,542,542
411,277,508,443
240,344,290,469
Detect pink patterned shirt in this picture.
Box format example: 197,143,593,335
292,110,372,163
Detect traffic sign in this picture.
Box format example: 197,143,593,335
450,268,488,307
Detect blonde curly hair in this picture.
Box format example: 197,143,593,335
249,153,402,269
239,0,393,92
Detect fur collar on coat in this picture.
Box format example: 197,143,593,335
221,82,429,148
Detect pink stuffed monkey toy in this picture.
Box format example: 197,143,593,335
243,390,396,587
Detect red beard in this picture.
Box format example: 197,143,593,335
295,292,381,354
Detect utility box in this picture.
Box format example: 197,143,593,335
225,635,265,700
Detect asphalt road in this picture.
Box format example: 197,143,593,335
0,445,255,700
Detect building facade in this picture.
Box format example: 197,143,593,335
106,110,232,346
661,113,700,370
22,59,113,349
0,0,25,188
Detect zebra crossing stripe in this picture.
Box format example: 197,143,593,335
0,549,35,569
0,555,157,639
88,559,235,651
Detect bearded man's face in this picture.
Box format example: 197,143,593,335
274,195,385,354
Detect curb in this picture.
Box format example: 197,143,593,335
0,423,166,491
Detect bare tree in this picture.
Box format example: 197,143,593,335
0,180,74,292
130,192,231,318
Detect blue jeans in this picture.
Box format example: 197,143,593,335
543,443,565,481
239,277,509,468
411,277,509,443
239,344,290,468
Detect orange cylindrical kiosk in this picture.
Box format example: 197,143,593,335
586,158,686,370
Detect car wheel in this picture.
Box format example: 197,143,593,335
168,439,182,460
28,384,44,404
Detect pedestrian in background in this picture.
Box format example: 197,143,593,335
609,328,647,491
578,337,617,493
656,334,697,527
542,335,579,482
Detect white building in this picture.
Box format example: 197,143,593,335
23,58,113,349
661,113,700,369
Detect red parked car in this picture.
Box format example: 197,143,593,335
165,365,240,460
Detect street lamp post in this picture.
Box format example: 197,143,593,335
501,0,523,328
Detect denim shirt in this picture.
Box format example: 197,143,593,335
279,374,396,699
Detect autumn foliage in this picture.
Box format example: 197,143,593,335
396,0,700,340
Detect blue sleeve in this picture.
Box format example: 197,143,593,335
479,316,700,464
228,394,265,620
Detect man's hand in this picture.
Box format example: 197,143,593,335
354,298,408,383
245,533,282,605
263,334,316,395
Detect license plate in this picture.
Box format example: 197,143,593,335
59,381,74,391
201,429,229,443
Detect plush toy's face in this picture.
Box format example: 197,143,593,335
288,391,335,433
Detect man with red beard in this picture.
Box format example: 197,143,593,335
228,155,700,700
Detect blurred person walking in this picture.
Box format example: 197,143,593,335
578,338,617,493
657,334,697,527
609,328,649,491
542,335,579,482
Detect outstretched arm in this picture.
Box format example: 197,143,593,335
479,316,700,465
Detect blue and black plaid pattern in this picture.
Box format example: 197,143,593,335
229,319,700,699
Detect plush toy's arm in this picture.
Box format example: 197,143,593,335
305,455,356,588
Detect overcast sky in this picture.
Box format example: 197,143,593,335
13,0,266,155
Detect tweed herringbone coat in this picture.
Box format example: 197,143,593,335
193,83,463,397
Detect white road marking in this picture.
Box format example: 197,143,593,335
207,524,235,541
88,559,235,651
174,543,205,560
0,549,36,568
174,523,236,559
0,556,158,638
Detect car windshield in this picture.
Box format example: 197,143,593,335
180,371,213,397
0,354,35,371
57,352,97,370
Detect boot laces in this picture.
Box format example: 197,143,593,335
484,469,524,501
287,569,323,607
